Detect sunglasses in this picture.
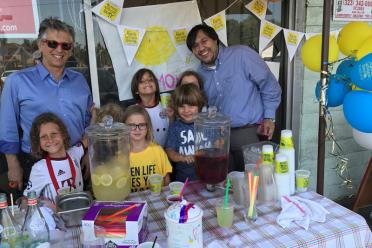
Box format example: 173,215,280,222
42,39,73,51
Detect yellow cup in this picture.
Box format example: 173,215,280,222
148,174,163,196
160,93,171,109
295,170,310,193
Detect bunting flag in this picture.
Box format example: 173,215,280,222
204,10,228,46
283,29,305,61
169,27,193,64
245,0,268,20
92,0,124,25
259,19,282,54
117,25,145,65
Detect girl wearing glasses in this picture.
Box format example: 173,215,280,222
165,84,205,182
123,105,172,193
23,112,86,203
131,68,169,147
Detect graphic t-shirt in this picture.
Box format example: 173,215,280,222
145,103,169,147
129,142,172,192
165,119,197,181
24,145,84,201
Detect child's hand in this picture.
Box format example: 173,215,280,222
182,155,195,164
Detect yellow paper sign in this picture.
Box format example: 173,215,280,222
99,1,121,21
252,0,266,17
173,29,187,45
123,29,139,46
287,32,299,46
261,22,277,39
210,15,225,31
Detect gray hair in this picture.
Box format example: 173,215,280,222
38,17,75,42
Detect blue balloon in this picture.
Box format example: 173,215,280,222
315,76,351,107
335,58,354,82
349,53,372,91
343,90,372,132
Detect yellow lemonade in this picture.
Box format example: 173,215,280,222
91,155,130,201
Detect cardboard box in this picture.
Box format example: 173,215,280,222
82,201,148,247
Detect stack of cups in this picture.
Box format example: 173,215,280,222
279,130,295,195
274,153,291,200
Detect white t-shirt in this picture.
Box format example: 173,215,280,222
145,102,169,147
24,145,85,201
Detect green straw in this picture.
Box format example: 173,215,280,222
224,177,231,209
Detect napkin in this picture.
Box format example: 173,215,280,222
276,195,329,230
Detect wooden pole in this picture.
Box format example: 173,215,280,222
317,0,332,195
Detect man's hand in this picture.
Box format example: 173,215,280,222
6,154,24,191
262,119,275,140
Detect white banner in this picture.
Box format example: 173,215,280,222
168,27,193,64
92,0,124,25
117,25,145,66
245,0,268,19
97,1,202,100
259,19,282,54
204,10,228,46
283,29,304,62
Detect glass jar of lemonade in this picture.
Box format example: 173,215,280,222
86,116,131,201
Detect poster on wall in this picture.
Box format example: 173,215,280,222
0,0,39,38
333,0,372,21
97,1,202,101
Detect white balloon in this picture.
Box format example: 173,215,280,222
353,128,372,150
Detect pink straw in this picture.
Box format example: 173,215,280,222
179,177,189,199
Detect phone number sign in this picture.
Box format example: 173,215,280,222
333,0,372,21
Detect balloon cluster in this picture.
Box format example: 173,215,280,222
302,22,372,150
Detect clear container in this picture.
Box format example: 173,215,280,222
194,107,230,191
85,116,131,201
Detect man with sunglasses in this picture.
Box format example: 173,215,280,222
0,17,92,192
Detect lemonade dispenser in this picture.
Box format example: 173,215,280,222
86,116,131,201
194,107,231,191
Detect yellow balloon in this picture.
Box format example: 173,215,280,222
338,22,372,56
355,35,372,60
301,34,339,72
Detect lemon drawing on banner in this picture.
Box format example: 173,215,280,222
135,26,176,66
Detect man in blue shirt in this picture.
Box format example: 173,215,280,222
186,24,281,172
0,17,92,190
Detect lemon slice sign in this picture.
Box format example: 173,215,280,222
135,26,176,66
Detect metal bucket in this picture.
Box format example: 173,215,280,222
56,192,92,227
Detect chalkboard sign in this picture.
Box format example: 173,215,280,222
352,157,372,211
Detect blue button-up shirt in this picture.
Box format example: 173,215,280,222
198,45,281,128
0,63,92,154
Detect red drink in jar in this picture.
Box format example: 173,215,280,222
195,148,228,184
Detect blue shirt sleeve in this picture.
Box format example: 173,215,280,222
0,73,21,153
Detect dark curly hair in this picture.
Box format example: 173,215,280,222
30,112,70,159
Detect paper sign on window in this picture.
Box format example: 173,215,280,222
261,22,277,39
99,1,121,21
173,29,188,45
210,15,225,31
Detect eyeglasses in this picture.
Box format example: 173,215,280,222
127,123,147,131
42,39,73,51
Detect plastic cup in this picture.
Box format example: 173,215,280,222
215,200,234,228
227,171,245,206
169,182,184,196
148,174,163,196
295,170,311,193
160,93,171,109
137,241,161,248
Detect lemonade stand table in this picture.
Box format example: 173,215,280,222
127,181,372,248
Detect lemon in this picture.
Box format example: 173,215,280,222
100,174,113,186
116,176,128,189
91,174,101,186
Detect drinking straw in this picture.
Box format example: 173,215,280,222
179,177,189,199
255,158,262,170
249,175,259,217
248,172,253,193
152,236,158,248
10,193,14,216
101,204,139,221
223,177,231,209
